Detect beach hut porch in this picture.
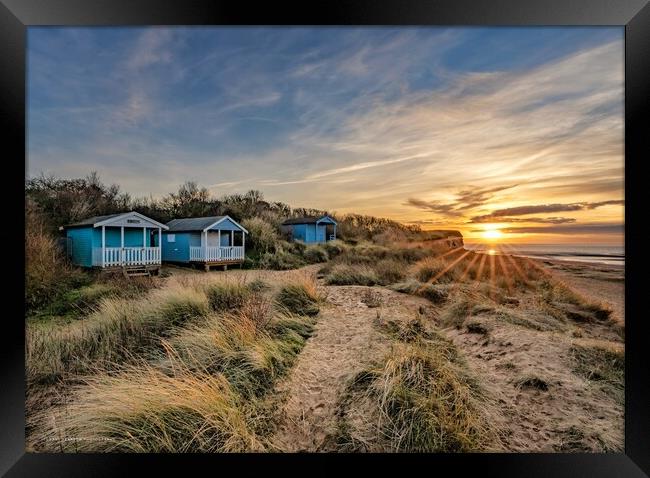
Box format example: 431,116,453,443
92,226,162,267
189,230,245,263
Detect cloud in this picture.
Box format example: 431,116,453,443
470,200,624,222
406,184,520,217
471,216,577,224
126,29,175,70
495,223,624,235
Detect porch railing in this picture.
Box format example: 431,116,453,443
93,247,161,267
189,246,245,262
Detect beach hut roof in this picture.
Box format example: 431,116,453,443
166,215,248,233
281,215,337,225
64,211,169,229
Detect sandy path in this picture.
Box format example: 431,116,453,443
270,286,431,452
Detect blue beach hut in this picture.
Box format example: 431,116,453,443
280,215,337,244
63,211,168,274
161,215,248,271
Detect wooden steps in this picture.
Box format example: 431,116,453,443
121,266,160,278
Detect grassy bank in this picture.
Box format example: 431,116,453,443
27,273,323,452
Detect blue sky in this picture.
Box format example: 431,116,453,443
27,27,624,242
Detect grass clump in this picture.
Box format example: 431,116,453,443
569,343,624,402
204,282,251,311
413,256,450,283
539,280,612,322
169,309,313,398
276,274,322,316
29,363,263,452
389,280,449,304
325,265,379,286
361,338,493,451
303,245,329,264
439,296,474,329
514,375,550,391
374,258,407,285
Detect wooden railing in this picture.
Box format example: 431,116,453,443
189,246,245,262
93,247,161,267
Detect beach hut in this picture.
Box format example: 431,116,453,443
63,211,168,275
280,215,337,244
162,215,248,271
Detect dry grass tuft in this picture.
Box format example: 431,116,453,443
276,273,323,316
29,360,263,452
569,342,624,402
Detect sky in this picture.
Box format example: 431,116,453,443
27,27,624,244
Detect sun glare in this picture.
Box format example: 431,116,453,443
482,228,503,240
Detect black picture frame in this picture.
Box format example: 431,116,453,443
2,0,648,475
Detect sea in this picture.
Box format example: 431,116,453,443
463,243,625,267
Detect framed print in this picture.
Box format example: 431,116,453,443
1,0,649,475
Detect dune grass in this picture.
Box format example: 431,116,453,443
28,361,263,452
569,342,624,402
341,318,496,452
26,284,211,384
28,273,322,452
276,274,323,316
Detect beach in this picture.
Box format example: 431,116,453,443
541,259,624,325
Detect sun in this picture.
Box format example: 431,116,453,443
482,226,503,241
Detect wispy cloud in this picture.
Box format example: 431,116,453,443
469,200,624,223
495,223,624,235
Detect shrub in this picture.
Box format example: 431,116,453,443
241,217,280,254
26,206,91,312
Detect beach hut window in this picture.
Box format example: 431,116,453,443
167,234,176,242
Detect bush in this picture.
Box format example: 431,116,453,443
26,206,91,311
241,217,281,254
